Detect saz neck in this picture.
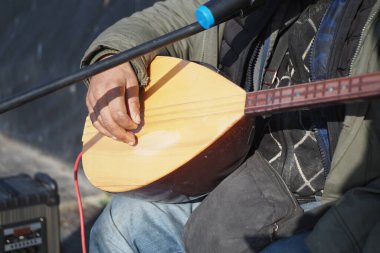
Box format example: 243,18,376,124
245,72,380,116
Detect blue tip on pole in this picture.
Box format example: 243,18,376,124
195,5,215,29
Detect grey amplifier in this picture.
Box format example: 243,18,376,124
0,173,60,253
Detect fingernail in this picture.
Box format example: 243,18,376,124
134,113,141,124
112,136,118,141
127,136,136,146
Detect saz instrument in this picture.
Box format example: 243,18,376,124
82,56,380,201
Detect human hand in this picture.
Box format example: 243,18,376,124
86,60,140,145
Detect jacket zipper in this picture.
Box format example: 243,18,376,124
349,4,380,76
308,2,333,176
245,39,263,91
308,1,380,176
313,122,331,177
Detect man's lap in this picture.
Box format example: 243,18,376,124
90,194,202,253
90,194,315,253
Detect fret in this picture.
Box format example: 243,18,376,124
245,72,380,116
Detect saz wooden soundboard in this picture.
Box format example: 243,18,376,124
82,56,380,200
82,56,252,200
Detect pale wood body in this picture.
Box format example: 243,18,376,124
82,57,249,195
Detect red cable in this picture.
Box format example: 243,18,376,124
74,151,87,253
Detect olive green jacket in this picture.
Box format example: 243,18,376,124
306,2,380,252
81,0,221,86
81,0,380,252
322,2,380,202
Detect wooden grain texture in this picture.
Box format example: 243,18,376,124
82,56,247,193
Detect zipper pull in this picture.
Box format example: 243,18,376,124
272,223,279,239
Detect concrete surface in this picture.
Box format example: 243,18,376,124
0,1,159,252
0,0,159,163
0,134,109,252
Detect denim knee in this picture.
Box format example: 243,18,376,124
90,194,148,252
90,194,198,253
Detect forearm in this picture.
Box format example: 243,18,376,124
81,0,222,86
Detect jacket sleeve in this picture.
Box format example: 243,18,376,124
81,0,222,86
306,178,380,253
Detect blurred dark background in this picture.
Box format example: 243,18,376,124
0,0,160,252
0,0,159,163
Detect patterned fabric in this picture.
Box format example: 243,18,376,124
257,0,331,197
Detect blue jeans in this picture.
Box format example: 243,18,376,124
90,194,202,253
90,194,316,253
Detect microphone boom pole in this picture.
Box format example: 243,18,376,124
0,22,204,114
0,0,253,114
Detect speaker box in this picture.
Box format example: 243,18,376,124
0,173,60,253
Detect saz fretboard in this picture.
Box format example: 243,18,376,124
245,72,380,115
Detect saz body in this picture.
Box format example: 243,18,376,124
82,57,253,201
82,56,380,201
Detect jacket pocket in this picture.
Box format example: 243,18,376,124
183,151,303,253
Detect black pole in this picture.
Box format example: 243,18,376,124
0,22,204,114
